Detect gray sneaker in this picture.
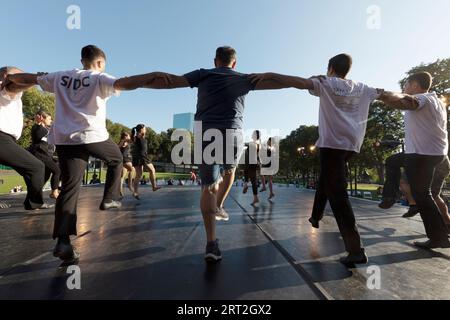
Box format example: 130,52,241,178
215,207,230,222
205,239,222,262
99,200,122,211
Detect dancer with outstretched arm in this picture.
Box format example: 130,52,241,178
4,45,171,263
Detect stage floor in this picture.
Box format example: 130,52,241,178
0,184,449,300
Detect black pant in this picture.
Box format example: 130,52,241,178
53,139,123,239
0,131,45,209
244,164,258,195
34,151,61,190
382,152,405,199
405,154,449,243
311,148,363,254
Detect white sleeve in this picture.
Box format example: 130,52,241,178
414,94,429,110
308,78,322,97
98,73,119,99
365,86,382,102
37,72,60,93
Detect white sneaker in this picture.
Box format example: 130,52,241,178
215,207,230,222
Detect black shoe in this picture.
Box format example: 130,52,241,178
53,242,79,261
308,217,320,229
99,200,122,211
205,239,222,263
378,197,396,209
413,239,450,249
133,193,141,201
402,205,420,218
339,250,368,266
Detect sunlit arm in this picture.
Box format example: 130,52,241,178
148,73,190,89
378,91,419,110
250,73,315,90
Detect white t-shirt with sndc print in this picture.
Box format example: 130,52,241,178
404,92,448,156
37,69,119,145
0,86,23,140
309,77,381,153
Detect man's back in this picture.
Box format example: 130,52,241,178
38,69,117,145
184,67,255,130
309,77,380,153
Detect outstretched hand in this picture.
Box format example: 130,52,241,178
142,72,174,88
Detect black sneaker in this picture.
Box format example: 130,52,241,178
378,197,396,209
308,217,320,229
205,239,222,262
339,249,368,266
99,200,122,211
53,242,80,261
402,205,420,218
413,239,450,249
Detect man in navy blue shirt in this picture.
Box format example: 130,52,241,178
143,46,283,262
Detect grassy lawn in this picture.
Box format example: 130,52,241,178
0,170,191,194
354,183,382,191
0,172,27,195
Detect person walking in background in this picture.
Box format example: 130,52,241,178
118,131,135,198
243,130,262,206
260,137,276,200
30,110,61,199
131,124,161,200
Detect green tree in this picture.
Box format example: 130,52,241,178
279,125,319,180
399,58,450,98
106,119,131,144
351,101,404,183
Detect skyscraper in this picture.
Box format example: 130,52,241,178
173,113,195,132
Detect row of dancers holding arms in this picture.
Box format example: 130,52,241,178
0,45,448,265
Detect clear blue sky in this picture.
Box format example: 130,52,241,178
2,0,449,138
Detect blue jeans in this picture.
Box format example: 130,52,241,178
198,129,243,187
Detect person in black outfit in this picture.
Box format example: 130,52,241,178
0,66,52,211
118,131,135,197
260,137,276,200
243,130,261,205
30,110,61,199
131,124,161,200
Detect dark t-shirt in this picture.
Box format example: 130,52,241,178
120,144,132,160
183,67,256,130
31,124,54,155
132,137,150,162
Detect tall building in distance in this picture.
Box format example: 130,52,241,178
173,113,195,132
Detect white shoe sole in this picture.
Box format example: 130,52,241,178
205,253,222,262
